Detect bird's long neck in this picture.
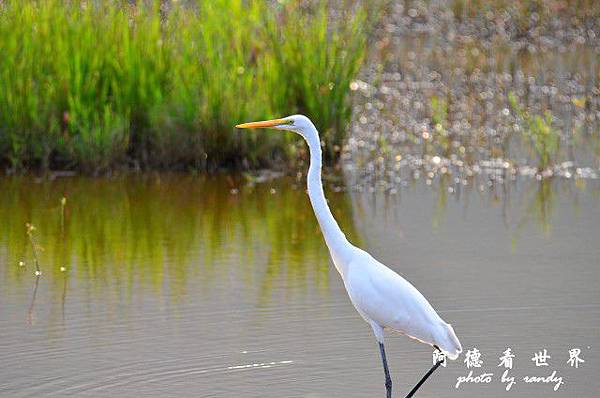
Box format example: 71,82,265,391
304,130,352,274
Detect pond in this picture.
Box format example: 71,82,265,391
0,174,598,397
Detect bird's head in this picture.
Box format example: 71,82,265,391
235,115,317,141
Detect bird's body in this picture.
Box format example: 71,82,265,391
336,246,461,360
236,115,461,396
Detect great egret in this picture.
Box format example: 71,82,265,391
236,115,462,397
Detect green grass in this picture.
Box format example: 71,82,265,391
508,92,560,171
0,0,368,173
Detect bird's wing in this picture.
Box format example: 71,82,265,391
344,250,461,359
345,252,431,333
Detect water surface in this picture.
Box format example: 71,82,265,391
0,174,598,397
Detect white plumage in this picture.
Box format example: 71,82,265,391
344,247,462,360
236,115,462,396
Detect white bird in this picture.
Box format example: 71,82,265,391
236,115,462,398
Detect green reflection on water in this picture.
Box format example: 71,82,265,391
0,175,360,303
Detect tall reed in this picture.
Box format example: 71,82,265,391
0,0,368,172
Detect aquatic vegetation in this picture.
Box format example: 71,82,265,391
346,1,598,191
508,92,560,171
429,96,451,156
430,96,448,129
0,0,368,172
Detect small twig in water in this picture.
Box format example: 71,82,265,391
25,223,41,276
60,196,67,234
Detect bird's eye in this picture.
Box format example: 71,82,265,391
286,120,294,125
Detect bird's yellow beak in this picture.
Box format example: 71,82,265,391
235,118,289,129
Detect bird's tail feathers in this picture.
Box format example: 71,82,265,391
434,322,462,361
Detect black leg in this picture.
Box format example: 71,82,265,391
404,346,445,398
378,342,392,398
